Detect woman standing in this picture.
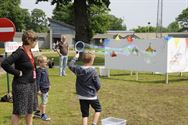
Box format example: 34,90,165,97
1,30,38,125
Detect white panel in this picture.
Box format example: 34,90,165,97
167,38,188,73
105,39,167,73
5,42,39,53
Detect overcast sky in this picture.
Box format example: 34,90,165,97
20,0,188,30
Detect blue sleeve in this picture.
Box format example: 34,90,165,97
1,49,21,77
68,57,84,75
93,71,101,91
36,68,41,91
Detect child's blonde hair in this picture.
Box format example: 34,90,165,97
37,55,48,64
82,51,95,65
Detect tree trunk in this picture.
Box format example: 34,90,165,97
74,0,90,44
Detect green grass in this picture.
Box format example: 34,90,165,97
0,50,188,125
39,50,105,66
0,48,5,55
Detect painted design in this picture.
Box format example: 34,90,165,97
111,51,117,57
127,36,133,43
145,43,156,53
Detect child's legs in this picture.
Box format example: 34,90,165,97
79,100,90,125
40,104,46,114
40,92,48,114
90,99,102,124
92,112,100,125
82,117,88,125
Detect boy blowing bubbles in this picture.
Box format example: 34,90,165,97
68,52,102,125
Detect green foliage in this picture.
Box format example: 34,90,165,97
0,0,48,32
133,26,168,33
133,26,156,33
0,0,25,31
89,4,110,36
108,15,126,30
52,3,74,25
30,9,48,33
37,0,111,42
167,21,180,32
52,2,126,37
176,8,188,31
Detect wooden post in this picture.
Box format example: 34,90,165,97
165,73,168,84
136,72,139,81
130,71,133,76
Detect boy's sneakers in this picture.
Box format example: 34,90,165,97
33,110,41,118
41,114,51,121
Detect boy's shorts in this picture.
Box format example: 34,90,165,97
40,92,48,105
79,99,102,117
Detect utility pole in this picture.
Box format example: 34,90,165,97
147,22,151,39
156,0,163,38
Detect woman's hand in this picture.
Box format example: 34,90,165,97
37,91,42,95
19,71,23,77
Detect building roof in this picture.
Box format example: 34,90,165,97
48,18,75,30
168,33,188,38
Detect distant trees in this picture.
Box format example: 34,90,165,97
52,3,74,26
167,21,180,32
0,0,48,32
176,8,188,32
52,2,126,38
30,9,48,32
37,0,112,43
0,0,25,31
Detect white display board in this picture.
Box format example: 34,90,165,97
167,38,188,73
5,41,39,53
105,38,188,73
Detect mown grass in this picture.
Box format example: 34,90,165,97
39,49,105,66
0,50,188,125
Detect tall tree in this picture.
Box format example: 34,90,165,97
0,0,26,31
176,8,188,31
30,8,48,32
167,21,180,32
89,4,110,35
36,0,110,43
53,3,74,26
52,1,126,39
108,15,126,30
21,9,32,30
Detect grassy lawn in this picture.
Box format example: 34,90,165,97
0,50,188,125
37,49,105,66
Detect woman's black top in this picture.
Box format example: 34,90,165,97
1,47,36,83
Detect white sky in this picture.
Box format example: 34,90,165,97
20,0,188,30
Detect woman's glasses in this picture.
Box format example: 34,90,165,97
29,37,38,42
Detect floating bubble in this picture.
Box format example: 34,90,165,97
164,36,172,41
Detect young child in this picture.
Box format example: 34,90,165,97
35,55,51,121
68,52,102,125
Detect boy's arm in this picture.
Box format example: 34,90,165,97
68,53,83,75
36,68,41,92
93,72,101,91
68,56,79,74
